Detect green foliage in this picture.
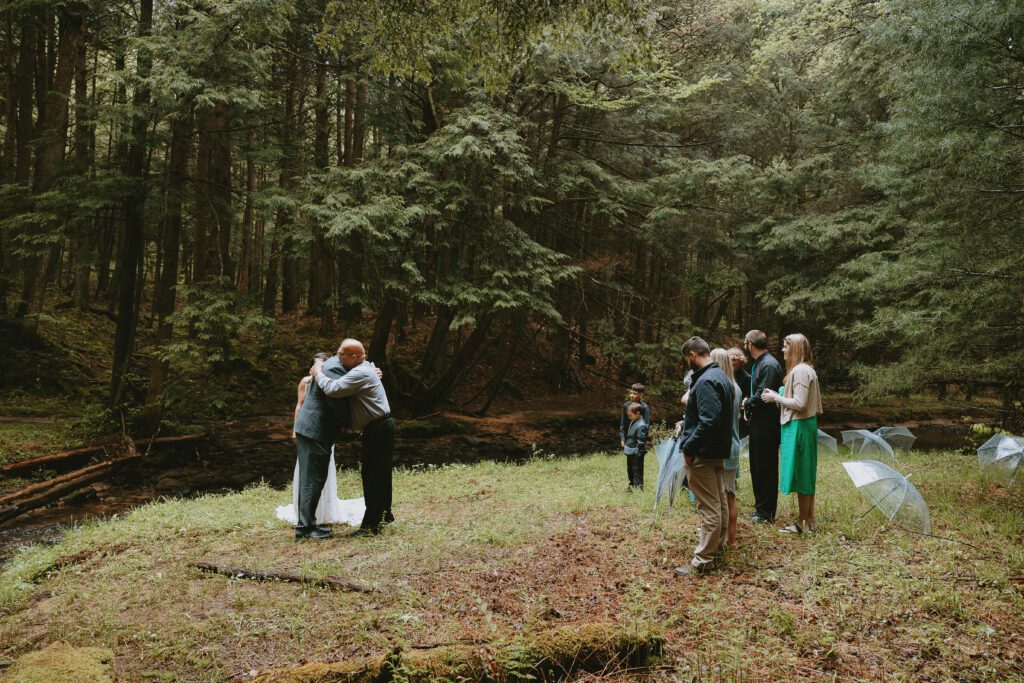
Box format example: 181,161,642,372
164,278,274,367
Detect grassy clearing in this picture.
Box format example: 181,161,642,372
0,448,1021,681
0,421,77,468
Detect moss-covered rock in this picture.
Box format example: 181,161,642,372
252,623,663,683
0,642,114,683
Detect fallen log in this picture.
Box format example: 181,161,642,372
0,433,206,475
0,456,142,525
0,460,121,507
190,562,374,593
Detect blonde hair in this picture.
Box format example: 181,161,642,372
710,348,741,398
783,333,813,380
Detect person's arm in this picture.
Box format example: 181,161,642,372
764,367,811,411
292,377,309,440
642,403,650,425
313,364,369,398
682,380,722,457
637,422,649,455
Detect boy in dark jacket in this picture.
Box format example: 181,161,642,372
623,402,649,490
619,383,651,449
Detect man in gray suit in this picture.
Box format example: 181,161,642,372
292,353,352,540
312,338,394,536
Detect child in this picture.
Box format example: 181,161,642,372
623,402,649,490
619,383,651,449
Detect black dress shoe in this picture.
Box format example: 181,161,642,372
295,527,332,541
349,526,381,538
749,515,773,524
383,511,395,525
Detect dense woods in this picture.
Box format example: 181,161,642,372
1,0,1021,428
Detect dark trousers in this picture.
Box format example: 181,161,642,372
296,434,333,531
626,452,645,488
360,416,395,530
748,417,781,521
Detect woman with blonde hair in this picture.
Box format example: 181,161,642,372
760,333,822,533
710,347,741,547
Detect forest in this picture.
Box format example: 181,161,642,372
0,0,1022,430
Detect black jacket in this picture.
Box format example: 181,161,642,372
681,361,733,459
745,352,783,421
619,400,650,442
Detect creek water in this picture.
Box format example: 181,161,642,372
0,416,985,564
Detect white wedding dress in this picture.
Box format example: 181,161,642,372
275,447,365,526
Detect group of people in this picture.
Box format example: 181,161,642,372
621,330,823,576
277,338,396,540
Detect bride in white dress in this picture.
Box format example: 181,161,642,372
276,358,365,526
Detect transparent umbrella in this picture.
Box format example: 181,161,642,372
653,436,686,510
977,434,1024,485
842,429,895,460
817,430,838,454
739,436,749,459
874,426,917,451
842,459,931,534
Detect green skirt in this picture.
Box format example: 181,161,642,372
780,415,818,495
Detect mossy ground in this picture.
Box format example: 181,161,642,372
1,447,1021,681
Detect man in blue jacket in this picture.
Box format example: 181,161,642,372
674,336,733,576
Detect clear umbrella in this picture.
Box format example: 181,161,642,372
739,435,749,459
817,430,838,454
842,429,895,460
874,426,917,450
653,436,686,510
842,459,931,534
977,434,1024,485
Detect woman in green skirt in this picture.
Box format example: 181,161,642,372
761,333,823,533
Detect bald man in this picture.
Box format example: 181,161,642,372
312,339,395,535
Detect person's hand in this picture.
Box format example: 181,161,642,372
674,420,683,432
310,361,322,377
621,440,626,449
761,388,778,403
291,430,297,442
375,367,383,379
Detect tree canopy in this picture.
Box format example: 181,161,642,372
1,0,1020,427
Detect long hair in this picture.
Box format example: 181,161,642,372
710,348,741,399
783,333,813,381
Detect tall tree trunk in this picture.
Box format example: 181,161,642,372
111,0,152,407
352,79,366,162
142,113,192,432
237,131,256,295
71,18,92,311
24,5,84,314
311,52,334,333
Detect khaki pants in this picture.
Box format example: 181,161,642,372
685,456,728,569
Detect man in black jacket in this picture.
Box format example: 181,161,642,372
674,336,733,576
743,330,784,523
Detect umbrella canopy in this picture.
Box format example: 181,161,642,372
653,436,686,510
817,430,838,454
842,429,895,460
874,426,917,451
977,434,1024,485
739,436,749,459
842,459,931,534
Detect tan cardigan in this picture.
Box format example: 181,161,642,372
776,363,822,425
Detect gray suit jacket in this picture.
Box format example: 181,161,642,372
293,355,350,443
